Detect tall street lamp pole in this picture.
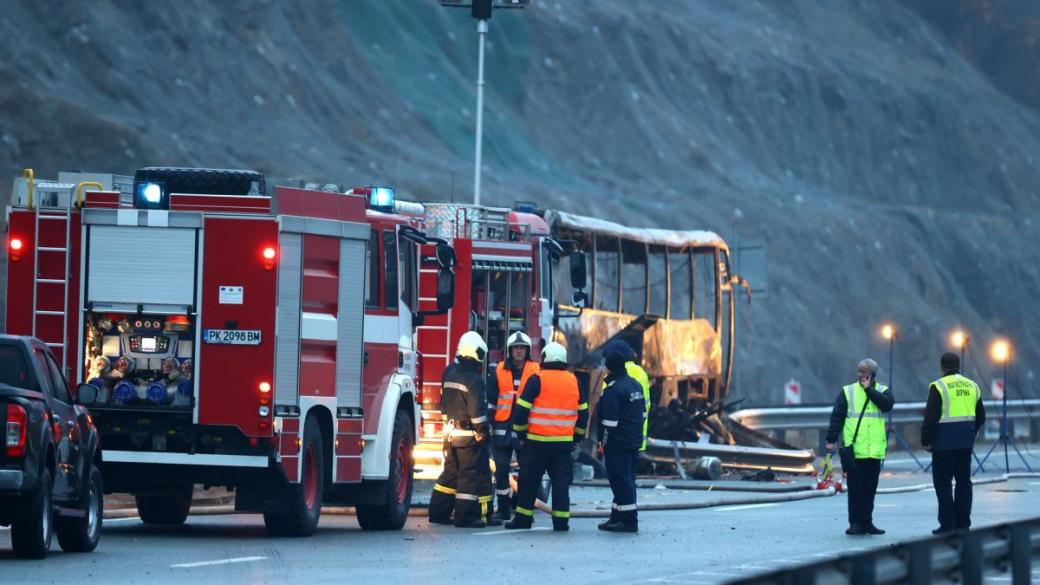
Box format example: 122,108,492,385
441,0,528,205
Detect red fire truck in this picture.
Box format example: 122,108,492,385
3,167,455,535
386,202,587,474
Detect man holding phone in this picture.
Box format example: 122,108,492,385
825,359,895,535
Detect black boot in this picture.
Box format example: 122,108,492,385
454,500,487,528
552,516,569,532
485,505,503,527
491,494,512,523
598,509,621,531
603,510,637,533
504,514,533,530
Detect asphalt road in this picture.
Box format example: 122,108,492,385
2,472,1039,585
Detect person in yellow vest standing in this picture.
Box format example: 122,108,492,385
922,352,985,535
504,342,588,532
825,358,895,536
485,331,540,522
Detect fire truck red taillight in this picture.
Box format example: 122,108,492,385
259,382,272,405
9,237,23,262
6,403,27,458
261,246,277,270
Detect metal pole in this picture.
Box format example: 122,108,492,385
473,19,488,206
1003,359,1009,474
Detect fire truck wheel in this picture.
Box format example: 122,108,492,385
56,463,103,552
264,414,324,537
135,483,193,525
356,411,413,531
11,467,54,559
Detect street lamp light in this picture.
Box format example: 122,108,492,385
877,323,922,468
881,324,895,341
441,0,529,206
950,329,969,365
976,338,1032,474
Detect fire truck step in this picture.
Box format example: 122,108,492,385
37,246,68,252
37,214,69,220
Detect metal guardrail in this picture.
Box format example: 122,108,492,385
728,515,1040,585
730,400,1040,431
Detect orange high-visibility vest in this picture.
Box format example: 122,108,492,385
526,370,579,442
493,361,539,422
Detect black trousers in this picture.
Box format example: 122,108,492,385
932,448,973,529
605,447,639,523
492,443,516,513
846,458,881,528
429,441,493,526
514,442,572,520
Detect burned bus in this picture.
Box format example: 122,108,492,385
545,210,743,444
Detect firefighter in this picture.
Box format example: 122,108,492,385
922,352,985,534
504,342,587,531
486,331,540,522
603,344,651,450
825,358,895,536
596,340,646,533
428,331,499,528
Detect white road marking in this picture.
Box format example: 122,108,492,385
171,556,267,568
473,527,551,536
713,503,780,512
104,516,141,522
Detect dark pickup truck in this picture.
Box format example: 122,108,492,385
0,335,102,558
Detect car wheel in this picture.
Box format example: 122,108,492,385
57,463,103,552
11,467,53,559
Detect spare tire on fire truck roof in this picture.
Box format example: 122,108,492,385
133,167,266,196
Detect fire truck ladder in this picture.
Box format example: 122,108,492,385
30,185,77,361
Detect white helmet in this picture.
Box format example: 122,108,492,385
541,341,567,365
456,330,488,362
507,331,532,348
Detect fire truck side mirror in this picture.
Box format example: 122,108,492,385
436,268,455,313
76,383,98,405
570,251,588,290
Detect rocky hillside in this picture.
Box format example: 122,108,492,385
2,0,1038,405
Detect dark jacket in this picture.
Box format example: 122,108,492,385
511,362,589,443
825,383,896,445
597,369,645,452
921,371,986,450
441,358,490,444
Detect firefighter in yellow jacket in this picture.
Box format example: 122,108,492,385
504,342,588,531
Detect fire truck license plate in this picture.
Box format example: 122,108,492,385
203,329,262,345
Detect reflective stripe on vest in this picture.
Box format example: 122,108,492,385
527,369,580,442
493,361,539,422
842,382,889,460
935,374,980,424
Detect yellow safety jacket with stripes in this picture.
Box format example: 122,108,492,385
842,382,890,460
931,373,981,450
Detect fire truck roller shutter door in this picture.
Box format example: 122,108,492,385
275,233,304,407
336,237,366,408
86,225,197,306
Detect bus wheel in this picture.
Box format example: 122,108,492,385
264,414,324,537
